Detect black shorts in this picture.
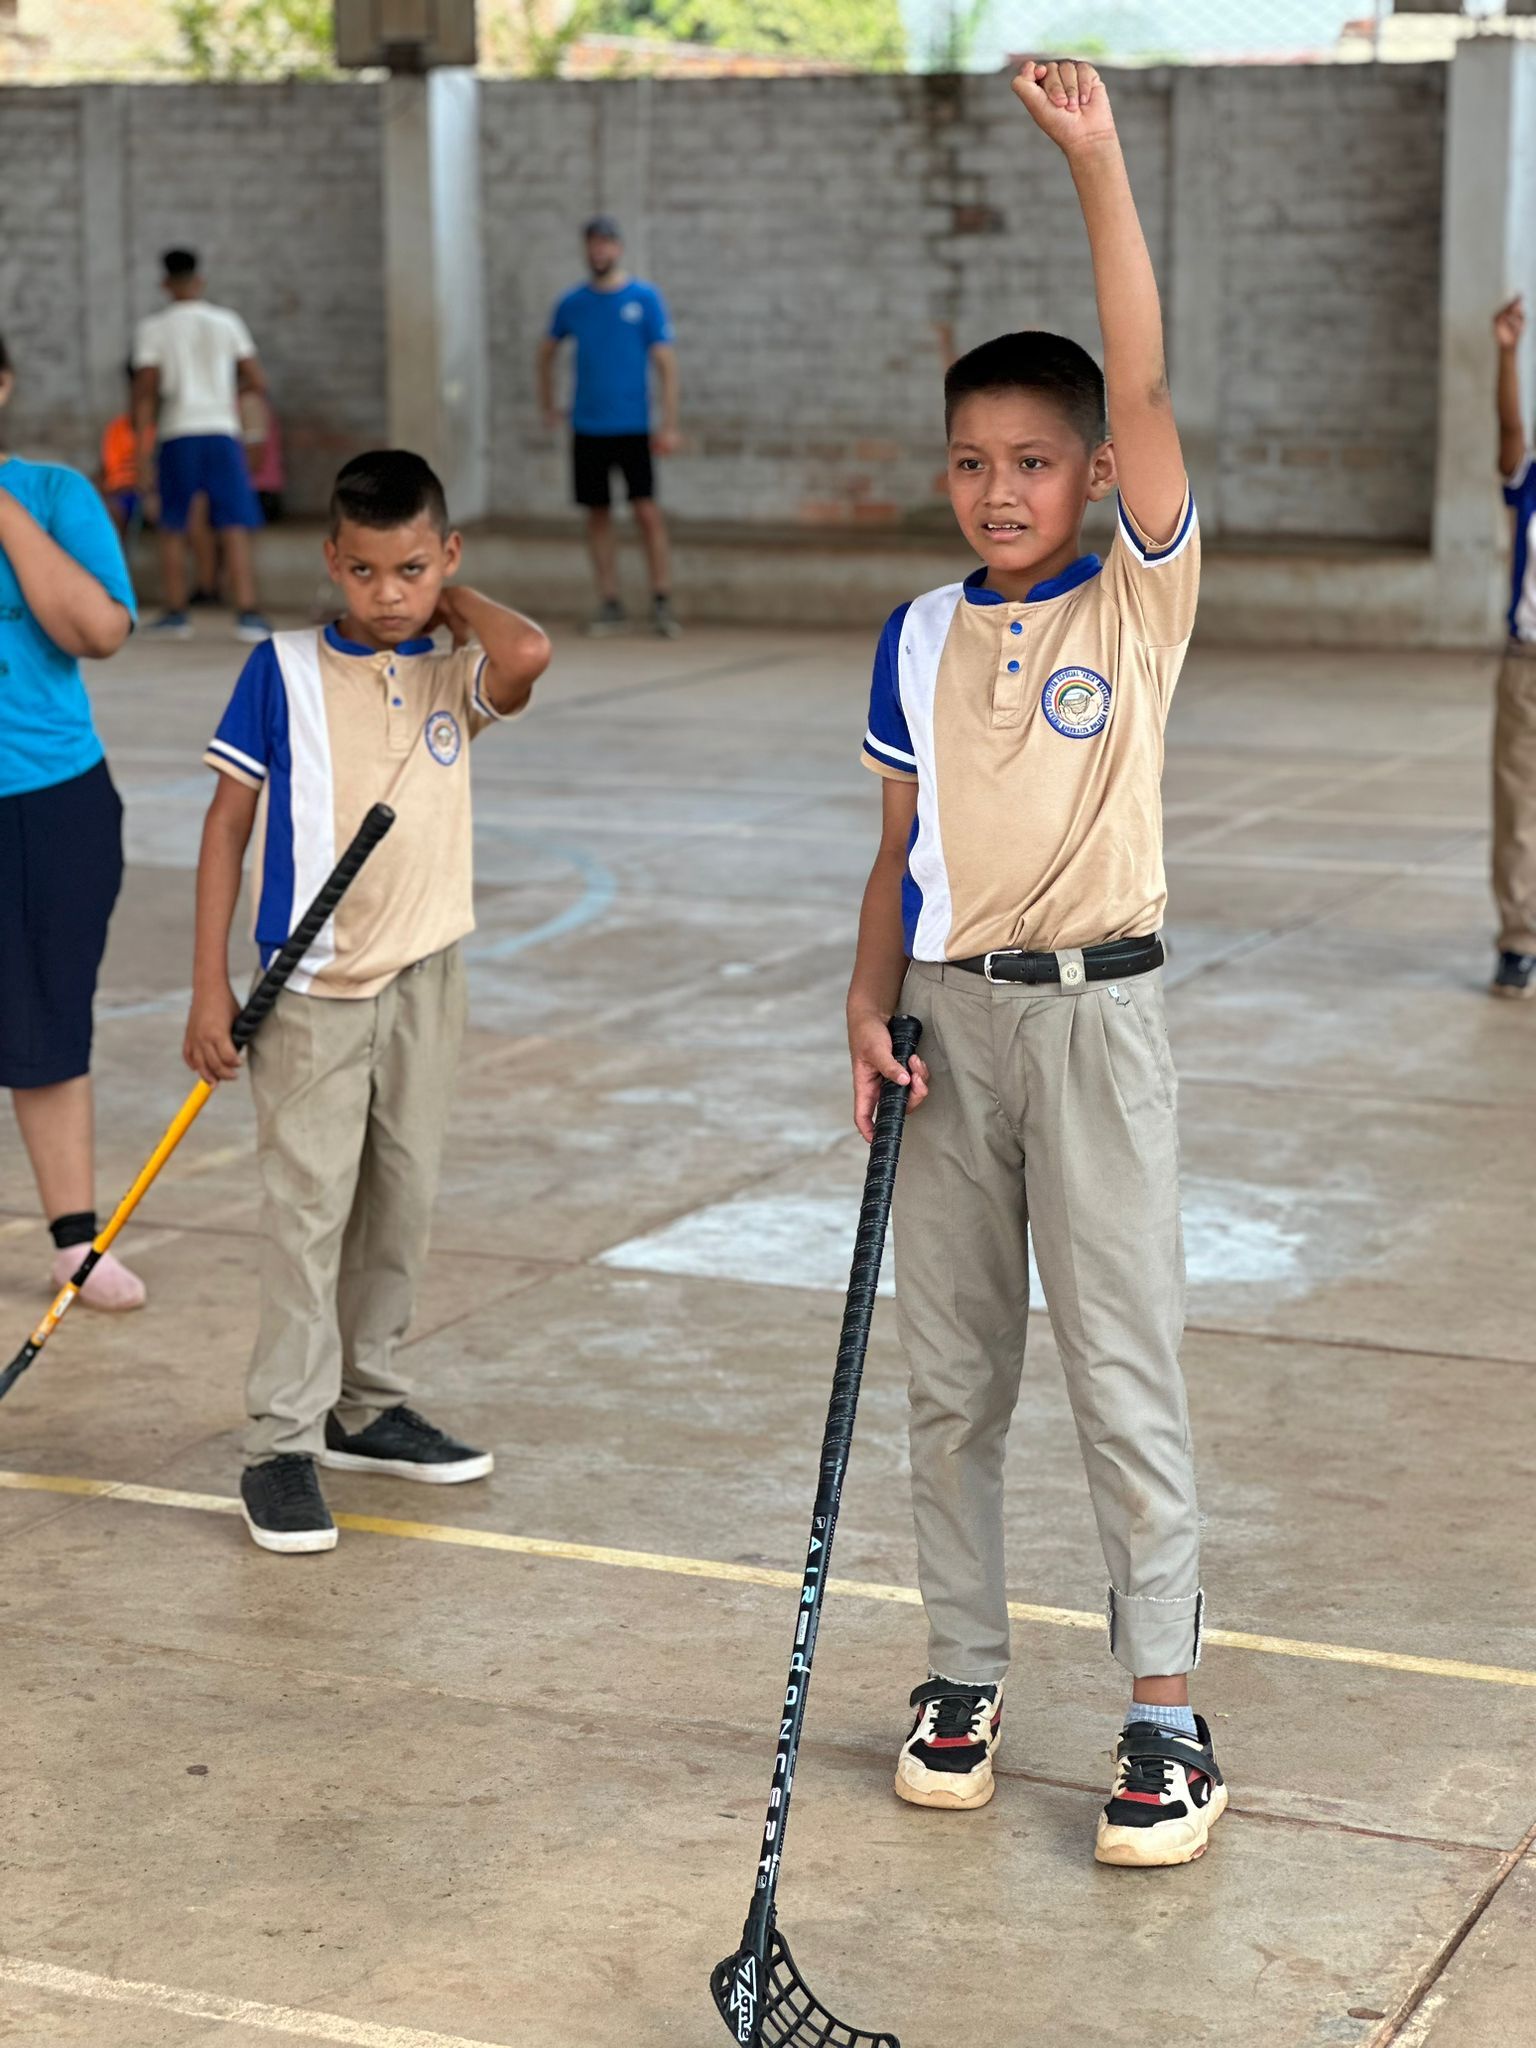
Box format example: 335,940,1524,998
0,759,123,1090
572,432,655,510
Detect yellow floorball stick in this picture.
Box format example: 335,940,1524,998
0,802,396,1403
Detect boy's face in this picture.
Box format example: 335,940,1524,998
324,515,462,647
946,388,1115,585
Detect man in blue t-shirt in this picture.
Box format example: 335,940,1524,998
538,215,682,637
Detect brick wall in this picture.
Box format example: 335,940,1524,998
483,63,1445,544
0,90,89,456
0,65,1445,541
0,82,386,509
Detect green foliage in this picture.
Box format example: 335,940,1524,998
168,0,334,80
922,0,992,72
589,0,906,71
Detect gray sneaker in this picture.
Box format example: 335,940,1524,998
146,610,193,640
234,611,273,644
652,595,682,638
584,599,627,638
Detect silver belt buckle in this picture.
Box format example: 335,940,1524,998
983,950,1023,983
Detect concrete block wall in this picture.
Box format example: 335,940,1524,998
482,63,1445,545
0,83,386,509
0,65,1446,543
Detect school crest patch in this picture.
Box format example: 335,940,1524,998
1041,665,1112,739
424,709,462,765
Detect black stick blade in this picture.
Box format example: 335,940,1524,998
711,1928,899,2048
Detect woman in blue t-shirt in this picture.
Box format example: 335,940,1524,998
0,334,145,1311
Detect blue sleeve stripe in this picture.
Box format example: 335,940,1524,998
207,736,266,780
470,654,504,723
1118,491,1197,566
864,728,917,770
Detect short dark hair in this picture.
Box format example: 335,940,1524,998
329,450,450,536
944,331,1107,448
162,248,199,279
0,334,10,377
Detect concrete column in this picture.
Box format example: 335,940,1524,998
1432,36,1536,642
381,68,488,520
79,86,131,433
1165,68,1224,537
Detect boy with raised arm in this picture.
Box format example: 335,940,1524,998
846,59,1224,1866
1491,293,1536,996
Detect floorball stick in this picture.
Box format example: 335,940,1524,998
0,801,396,1403
710,1014,921,2048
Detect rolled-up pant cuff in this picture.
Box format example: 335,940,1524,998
1106,1587,1204,1677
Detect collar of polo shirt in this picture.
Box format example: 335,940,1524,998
962,555,1102,608
324,623,437,658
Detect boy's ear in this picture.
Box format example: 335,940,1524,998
1086,437,1117,503
442,529,464,575
322,536,342,582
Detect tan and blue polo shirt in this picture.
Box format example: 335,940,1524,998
205,624,511,999
862,492,1199,960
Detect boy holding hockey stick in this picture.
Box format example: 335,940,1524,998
847,59,1224,1866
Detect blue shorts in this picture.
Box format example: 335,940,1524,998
157,434,263,533
0,760,124,1089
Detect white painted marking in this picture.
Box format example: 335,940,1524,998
0,1955,515,2047
599,1192,898,1297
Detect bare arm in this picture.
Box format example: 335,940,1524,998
0,489,132,661
184,775,258,1085
651,342,680,452
537,336,561,429
846,778,930,1143
132,366,159,493
236,352,266,399
1014,58,1186,544
436,585,552,718
1495,295,1527,480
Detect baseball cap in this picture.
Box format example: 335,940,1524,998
583,214,622,240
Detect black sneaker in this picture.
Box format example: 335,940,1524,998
318,1405,494,1484
1492,951,1535,998
240,1454,337,1555
652,595,682,638
1095,1715,1228,1867
893,1677,1004,1810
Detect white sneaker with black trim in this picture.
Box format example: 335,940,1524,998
1094,1715,1228,1867
894,1677,1004,1810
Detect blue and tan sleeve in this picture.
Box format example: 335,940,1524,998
204,641,281,790
1105,485,1200,651
861,603,918,782
1504,452,1533,509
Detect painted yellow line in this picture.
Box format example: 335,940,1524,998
0,1953,514,2047
1,1469,1532,1691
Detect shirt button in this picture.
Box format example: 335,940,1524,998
1010,621,1023,635
1007,660,1020,673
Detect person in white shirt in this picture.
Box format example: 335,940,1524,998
132,249,271,643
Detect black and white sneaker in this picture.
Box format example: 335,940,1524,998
240,1454,337,1555
1492,951,1536,998
318,1405,494,1484
894,1678,1004,1810
1095,1716,1228,1867
583,599,627,638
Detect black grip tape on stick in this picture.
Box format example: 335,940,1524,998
232,802,395,1048
710,1014,920,2048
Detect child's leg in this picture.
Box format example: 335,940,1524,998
1493,646,1536,955
245,990,374,1462
335,946,467,1430
894,964,1031,1688
1020,972,1201,1684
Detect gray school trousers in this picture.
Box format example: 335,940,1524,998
892,957,1203,1682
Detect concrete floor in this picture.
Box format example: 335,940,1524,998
1,616,1533,2048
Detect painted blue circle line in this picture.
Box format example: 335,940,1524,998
467,833,618,962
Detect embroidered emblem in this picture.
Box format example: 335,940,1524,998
424,710,462,765
1041,665,1112,739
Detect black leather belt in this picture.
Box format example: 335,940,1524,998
949,934,1164,986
